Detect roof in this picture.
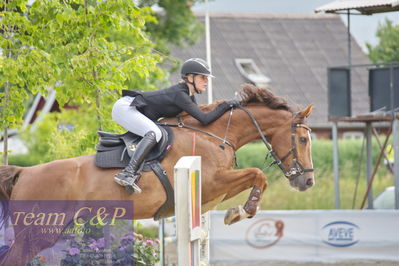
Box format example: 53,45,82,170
315,0,399,14
169,13,370,128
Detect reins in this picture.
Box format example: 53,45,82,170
159,103,313,180
157,119,235,149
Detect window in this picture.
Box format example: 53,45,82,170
235,58,271,88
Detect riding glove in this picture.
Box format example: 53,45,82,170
225,99,240,108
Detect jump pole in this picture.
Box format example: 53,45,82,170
174,156,207,266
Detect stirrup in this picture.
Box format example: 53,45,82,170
125,183,142,195
114,174,142,194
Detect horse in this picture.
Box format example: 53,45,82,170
0,84,314,265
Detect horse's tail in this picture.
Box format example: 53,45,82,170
0,165,22,227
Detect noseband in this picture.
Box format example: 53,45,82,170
237,106,314,180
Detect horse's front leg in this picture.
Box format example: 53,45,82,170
213,168,267,225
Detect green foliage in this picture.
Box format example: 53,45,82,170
18,106,103,163
0,0,55,130
135,222,159,239
0,0,161,160
2,0,206,164
133,239,159,266
367,19,399,63
7,153,41,167
136,0,206,83
138,0,205,49
27,0,163,130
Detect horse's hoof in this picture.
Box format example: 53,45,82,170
224,205,248,225
244,201,259,217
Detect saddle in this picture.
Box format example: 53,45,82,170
95,125,174,220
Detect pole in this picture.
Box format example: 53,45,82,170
2,128,8,165
361,126,392,209
205,0,213,104
366,122,373,209
174,156,202,266
372,128,394,174
346,10,352,119
332,122,340,209
200,212,210,265
204,3,212,265
159,219,165,266
390,63,394,110
347,10,351,67
393,116,399,209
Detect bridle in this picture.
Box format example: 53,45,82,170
160,104,314,180
237,106,314,180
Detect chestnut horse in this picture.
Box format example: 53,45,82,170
0,85,314,265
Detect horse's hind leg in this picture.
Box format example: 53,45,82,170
212,168,267,225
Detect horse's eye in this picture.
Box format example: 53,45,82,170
299,137,307,144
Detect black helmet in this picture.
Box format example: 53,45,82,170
181,58,214,78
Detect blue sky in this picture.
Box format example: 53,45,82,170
192,0,399,53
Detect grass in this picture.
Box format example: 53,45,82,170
216,139,395,210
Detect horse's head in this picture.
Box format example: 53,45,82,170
270,104,315,191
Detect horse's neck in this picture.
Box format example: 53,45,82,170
164,105,291,150
230,106,292,149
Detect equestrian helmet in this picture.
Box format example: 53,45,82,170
181,58,214,78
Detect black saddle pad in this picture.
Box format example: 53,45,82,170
94,126,173,169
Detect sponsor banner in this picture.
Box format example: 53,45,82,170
210,210,399,263
0,200,135,265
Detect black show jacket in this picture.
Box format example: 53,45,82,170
122,83,230,125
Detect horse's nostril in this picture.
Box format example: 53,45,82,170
306,178,313,186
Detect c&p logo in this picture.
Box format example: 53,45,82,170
321,221,360,247
245,219,284,249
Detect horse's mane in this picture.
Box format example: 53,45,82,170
239,84,292,111
198,84,293,113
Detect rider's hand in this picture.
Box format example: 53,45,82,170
225,99,240,108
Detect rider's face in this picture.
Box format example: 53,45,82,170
188,74,209,93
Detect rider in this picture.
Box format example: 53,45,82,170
112,58,240,193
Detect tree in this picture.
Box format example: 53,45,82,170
138,0,205,48
1,0,57,164
3,0,205,164
366,18,399,63
28,0,164,130
1,0,162,163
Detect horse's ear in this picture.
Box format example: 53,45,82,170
299,104,314,118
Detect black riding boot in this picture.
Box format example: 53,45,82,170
114,131,157,193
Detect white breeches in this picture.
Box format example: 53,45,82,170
112,96,162,142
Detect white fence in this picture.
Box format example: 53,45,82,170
158,156,209,266
210,210,399,264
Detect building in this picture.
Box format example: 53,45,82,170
6,13,373,142
170,13,372,139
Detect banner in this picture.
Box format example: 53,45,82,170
0,200,135,265
210,210,399,264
